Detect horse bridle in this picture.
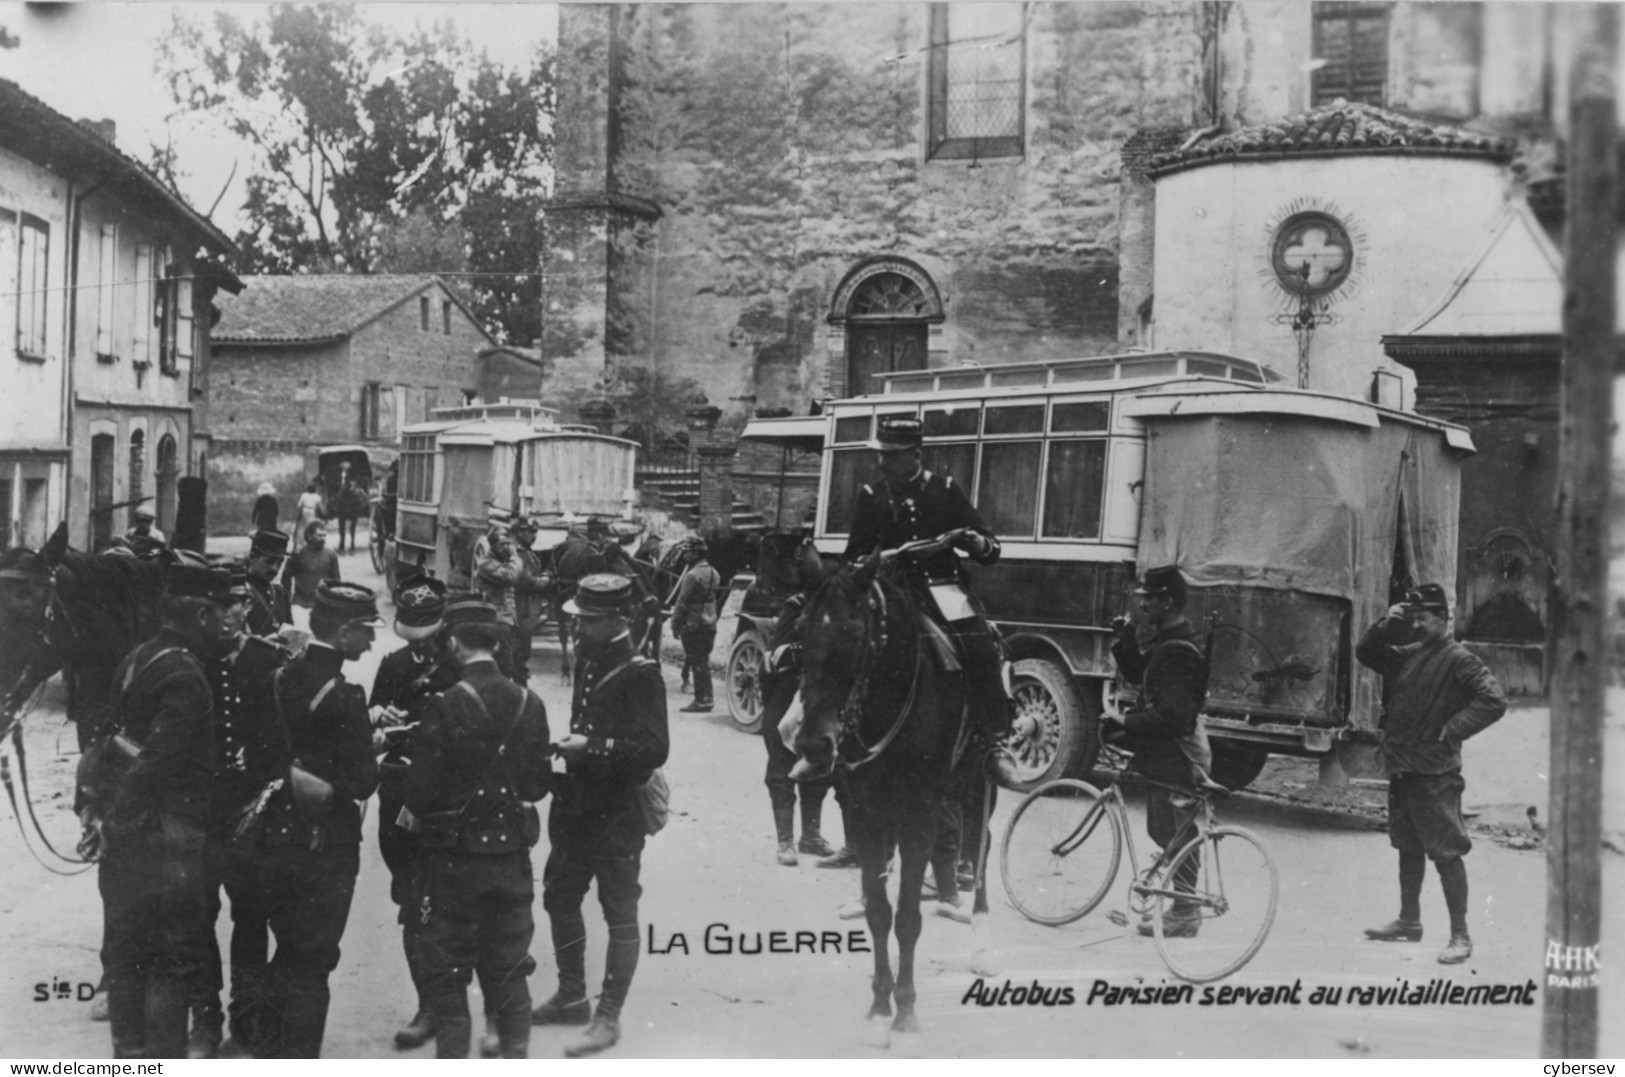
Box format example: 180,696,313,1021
829,577,923,771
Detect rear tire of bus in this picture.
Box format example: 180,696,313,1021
1208,740,1270,792
1002,659,1096,793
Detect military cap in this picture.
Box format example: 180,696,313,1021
684,536,710,557
1134,564,1188,604
226,561,253,598
314,581,385,627
608,519,643,541
133,507,156,522
1403,582,1450,615
869,415,924,452
166,562,233,599
442,593,499,628
563,573,633,618
585,517,610,535
394,577,449,641
250,529,291,559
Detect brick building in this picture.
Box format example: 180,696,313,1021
0,79,238,550
207,274,494,533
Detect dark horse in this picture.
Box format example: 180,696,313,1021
792,549,970,1041
1,523,164,749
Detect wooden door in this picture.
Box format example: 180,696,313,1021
90,434,115,550
846,322,927,395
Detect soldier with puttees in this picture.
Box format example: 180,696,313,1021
1103,565,1212,939
671,538,721,713
843,416,1015,774
368,575,458,1050
243,529,294,638
402,595,554,1058
226,581,381,1057
78,562,234,1058
533,573,669,1057
190,566,286,1059
475,523,526,684
1355,582,1506,965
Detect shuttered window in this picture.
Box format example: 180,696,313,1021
1312,3,1390,107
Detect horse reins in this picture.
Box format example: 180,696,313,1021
835,578,925,771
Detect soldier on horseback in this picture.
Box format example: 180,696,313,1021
843,416,1015,776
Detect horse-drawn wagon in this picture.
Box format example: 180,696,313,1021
738,349,1475,793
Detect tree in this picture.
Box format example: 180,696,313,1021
157,4,553,342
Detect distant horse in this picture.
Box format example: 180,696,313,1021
0,523,164,749
792,550,969,1043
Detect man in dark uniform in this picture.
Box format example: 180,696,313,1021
244,529,294,638
842,415,1014,757
228,581,381,1057
191,566,286,1059
1355,582,1506,965
671,538,721,713
403,597,553,1059
533,574,669,1057
1102,565,1211,938
80,562,234,1058
368,576,458,1049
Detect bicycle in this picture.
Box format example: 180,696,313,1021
999,744,1279,983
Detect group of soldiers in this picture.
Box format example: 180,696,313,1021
75,521,669,1060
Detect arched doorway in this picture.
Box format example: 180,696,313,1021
156,434,178,535
90,433,115,550
830,260,945,396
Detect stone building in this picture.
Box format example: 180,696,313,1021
207,275,494,533
0,78,238,550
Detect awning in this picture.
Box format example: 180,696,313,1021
739,415,827,453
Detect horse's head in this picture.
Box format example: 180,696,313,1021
0,546,53,654
792,556,882,778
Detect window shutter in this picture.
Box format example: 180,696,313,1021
133,245,153,363
0,212,17,358
175,275,194,364
96,224,116,357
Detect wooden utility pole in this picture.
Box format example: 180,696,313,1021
1544,2,1615,1057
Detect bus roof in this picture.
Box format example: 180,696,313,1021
867,349,1283,396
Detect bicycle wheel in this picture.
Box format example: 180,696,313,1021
1151,825,1278,983
1000,779,1122,925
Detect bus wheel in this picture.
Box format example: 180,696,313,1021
1001,658,1090,793
1209,740,1270,791
724,628,768,734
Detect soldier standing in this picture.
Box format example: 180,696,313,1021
191,567,286,1058
367,576,457,1049
402,597,553,1058
80,562,234,1058
533,574,669,1057
671,539,721,713
243,529,294,637
228,581,381,1057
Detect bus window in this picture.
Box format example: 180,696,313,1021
989,369,1047,388
977,441,1041,537
824,448,872,534
1120,357,1178,377
984,404,1044,436
922,443,977,492
1042,440,1107,539
923,406,980,438
834,415,871,444
1187,358,1228,378
1051,401,1109,432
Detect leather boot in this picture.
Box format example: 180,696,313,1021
798,800,835,857
393,1010,436,1049
144,976,192,1060
434,1016,472,1060
478,1010,500,1058
496,1000,532,1058
773,805,798,866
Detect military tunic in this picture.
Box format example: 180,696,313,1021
245,575,293,638
402,658,553,1057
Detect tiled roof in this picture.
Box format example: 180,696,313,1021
215,275,457,344
0,79,233,254
1150,102,1517,176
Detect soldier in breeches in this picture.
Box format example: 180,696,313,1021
228,582,381,1057
367,576,458,1049
83,563,235,1059
1355,582,1506,965
191,567,286,1058
533,574,669,1057
402,597,553,1059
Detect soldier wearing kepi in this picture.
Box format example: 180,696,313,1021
79,562,234,1059
191,566,286,1059
534,574,669,1057
1355,582,1506,965
368,575,458,1050
243,529,294,638
843,415,1014,766
671,538,721,713
229,581,381,1057
403,596,553,1059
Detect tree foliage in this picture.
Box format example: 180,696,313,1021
158,4,553,343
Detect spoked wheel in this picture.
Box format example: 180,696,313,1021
999,779,1121,925
724,628,767,734
1151,825,1279,983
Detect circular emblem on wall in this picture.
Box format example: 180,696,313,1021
1259,199,1366,310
